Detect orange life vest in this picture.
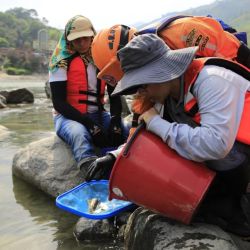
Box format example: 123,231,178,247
67,56,106,113
184,57,250,145
156,16,241,60
131,16,250,138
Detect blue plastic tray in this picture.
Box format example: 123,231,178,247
56,180,133,219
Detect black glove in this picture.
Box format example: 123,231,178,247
85,154,116,181
81,115,108,148
89,124,109,148
108,116,125,147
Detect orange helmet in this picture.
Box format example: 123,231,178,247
92,24,137,84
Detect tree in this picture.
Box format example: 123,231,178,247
6,7,37,20
0,37,9,47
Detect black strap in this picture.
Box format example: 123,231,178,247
236,42,250,69
186,58,250,117
187,103,199,117
205,58,250,81
96,69,104,124
107,84,122,117
132,113,140,127
79,90,104,97
118,25,130,50
79,99,99,106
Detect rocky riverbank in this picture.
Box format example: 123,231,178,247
12,135,250,249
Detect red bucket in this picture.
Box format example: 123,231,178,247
109,130,215,224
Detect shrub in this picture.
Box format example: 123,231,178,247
5,66,31,75
0,37,9,47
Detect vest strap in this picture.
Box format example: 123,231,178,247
79,90,104,98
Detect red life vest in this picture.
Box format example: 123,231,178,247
66,56,106,113
184,57,250,145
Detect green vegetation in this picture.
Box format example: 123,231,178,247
0,7,61,74
0,1,249,75
5,67,31,75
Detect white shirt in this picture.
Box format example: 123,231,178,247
147,65,250,162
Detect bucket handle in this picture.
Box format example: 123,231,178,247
122,122,145,157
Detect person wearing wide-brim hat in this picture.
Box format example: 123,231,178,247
110,33,250,237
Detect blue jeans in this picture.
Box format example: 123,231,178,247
54,111,129,164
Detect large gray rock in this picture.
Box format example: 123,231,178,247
74,217,116,242
11,135,250,250
124,208,239,250
0,88,34,104
12,135,84,197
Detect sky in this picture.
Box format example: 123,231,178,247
0,0,216,30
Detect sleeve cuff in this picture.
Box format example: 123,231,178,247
147,115,171,142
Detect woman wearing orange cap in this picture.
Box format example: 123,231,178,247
48,15,129,179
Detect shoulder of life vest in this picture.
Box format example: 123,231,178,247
67,55,106,113
138,15,191,35
139,14,244,44
184,57,250,145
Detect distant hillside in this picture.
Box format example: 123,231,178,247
182,0,250,41
136,0,250,43
181,0,250,23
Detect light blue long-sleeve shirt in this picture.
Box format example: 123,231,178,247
147,65,250,162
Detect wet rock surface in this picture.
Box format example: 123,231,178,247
12,136,250,249
124,207,248,250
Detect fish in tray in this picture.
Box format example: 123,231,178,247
87,198,109,214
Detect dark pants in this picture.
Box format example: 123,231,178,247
197,142,250,233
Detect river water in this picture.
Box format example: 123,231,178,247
0,77,118,250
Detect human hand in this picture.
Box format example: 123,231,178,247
89,124,108,148
138,107,159,124
85,154,116,181
108,116,125,147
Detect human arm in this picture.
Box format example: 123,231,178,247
50,80,93,125
106,84,126,146
141,68,249,162
49,68,108,147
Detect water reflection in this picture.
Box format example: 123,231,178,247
0,79,123,249
12,175,81,250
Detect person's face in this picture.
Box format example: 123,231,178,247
137,79,180,104
71,36,92,54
